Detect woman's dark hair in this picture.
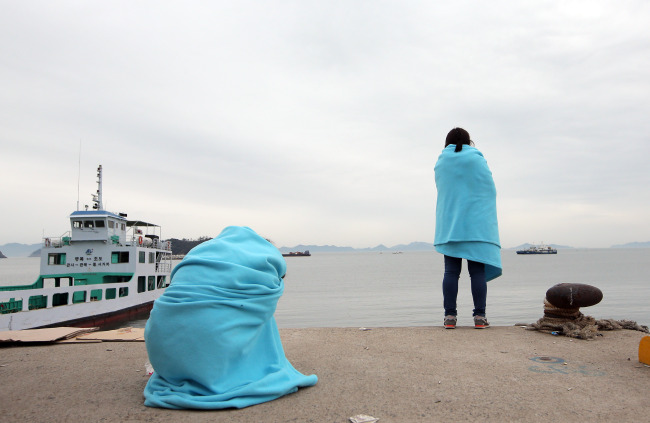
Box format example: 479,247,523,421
445,127,473,152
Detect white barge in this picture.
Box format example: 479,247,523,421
0,165,172,331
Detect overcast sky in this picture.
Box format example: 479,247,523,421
2,1,649,249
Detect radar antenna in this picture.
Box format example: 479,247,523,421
92,165,103,210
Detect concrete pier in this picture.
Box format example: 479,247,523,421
1,326,648,422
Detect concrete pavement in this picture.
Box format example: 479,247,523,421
1,326,648,422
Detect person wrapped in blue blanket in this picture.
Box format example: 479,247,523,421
434,128,502,329
143,226,317,409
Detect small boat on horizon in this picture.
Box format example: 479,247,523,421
516,243,558,255
0,165,173,331
282,250,311,257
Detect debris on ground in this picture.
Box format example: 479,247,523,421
350,415,379,423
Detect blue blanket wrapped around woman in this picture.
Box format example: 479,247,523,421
143,226,317,409
434,145,502,281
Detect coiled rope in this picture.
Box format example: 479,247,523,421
528,299,649,340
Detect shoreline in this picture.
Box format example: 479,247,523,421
2,326,649,422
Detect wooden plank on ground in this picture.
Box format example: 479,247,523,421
0,327,99,343
76,327,145,342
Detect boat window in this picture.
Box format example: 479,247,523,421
139,251,146,263
102,275,129,283
106,288,116,300
48,253,66,265
95,220,105,228
28,295,47,310
157,276,166,289
138,276,146,293
52,293,68,307
149,252,155,263
90,289,102,301
73,291,87,303
0,297,23,313
108,220,115,229
73,221,83,229
111,251,129,263
118,287,128,297
84,221,94,228
148,276,155,291
121,223,126,230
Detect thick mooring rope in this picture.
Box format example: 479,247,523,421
528,299,649,340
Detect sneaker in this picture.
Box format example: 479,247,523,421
444,315,457,329
474,315,489,329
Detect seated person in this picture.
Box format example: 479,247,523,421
144,226,317,409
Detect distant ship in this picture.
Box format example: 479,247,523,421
516,243,557,255
282,250,311,257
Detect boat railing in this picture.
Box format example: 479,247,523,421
125,236,172,250
156,262,173,273
0,278,171,315
43,232,72,248
42,233,171,251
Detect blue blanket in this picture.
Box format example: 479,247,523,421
434,145,502,281
143,226,317,409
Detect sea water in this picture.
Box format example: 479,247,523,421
276,249,650,328
1,249,649,328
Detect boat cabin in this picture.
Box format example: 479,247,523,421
70,210,128,243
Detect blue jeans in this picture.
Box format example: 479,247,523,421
442,255,487,317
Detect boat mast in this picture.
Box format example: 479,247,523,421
76,140,81,211
92,165,103,211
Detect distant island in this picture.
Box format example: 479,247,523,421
164,239,436,255
0,242,42,257
1,239,649,258
278,242,435,253
611,241,650,248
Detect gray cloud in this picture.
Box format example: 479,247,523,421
1,1,649,248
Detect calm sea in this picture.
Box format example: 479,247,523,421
1,249,649,328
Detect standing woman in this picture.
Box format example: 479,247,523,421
434,128,502,329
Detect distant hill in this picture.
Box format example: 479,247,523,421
611,241,650,248
5,239,649,258
279,242,435,253
391,241,436,251
0,243,42,257
279,244,356,253
160,239,434,256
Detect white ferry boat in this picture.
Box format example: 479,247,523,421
0,165,172,331
516,243,558,255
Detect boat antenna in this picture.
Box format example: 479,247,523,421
76,140,81,211
92,165,103,211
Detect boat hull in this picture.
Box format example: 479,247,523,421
0,282,165,331
36,301,154,329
